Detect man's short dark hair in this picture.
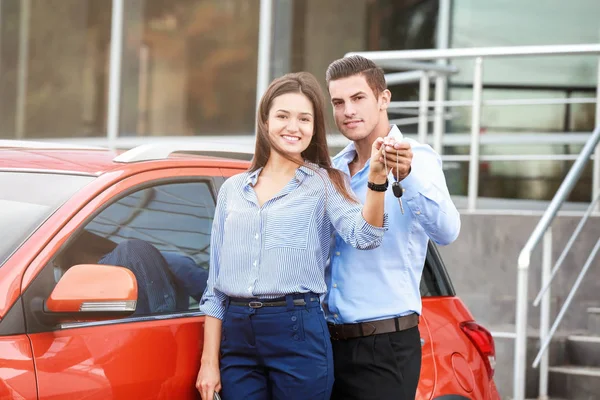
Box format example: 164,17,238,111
326,55,387,97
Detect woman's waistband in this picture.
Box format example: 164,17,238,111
227,292,320,309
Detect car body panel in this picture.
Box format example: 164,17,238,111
0,147,499,399
30,317,203,399
0,335,38,400
423,297,499,400
416,314,436,399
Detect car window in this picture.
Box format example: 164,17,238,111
420,242,455,297
54,180,216,316
0,172,94,268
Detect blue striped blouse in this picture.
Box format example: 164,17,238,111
199,163,388,320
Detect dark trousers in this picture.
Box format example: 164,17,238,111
330,326,421,400
219,293,333,400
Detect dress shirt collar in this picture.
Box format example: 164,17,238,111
244,161,317,187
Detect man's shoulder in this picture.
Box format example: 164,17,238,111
331,144,354,168
406,138,441,162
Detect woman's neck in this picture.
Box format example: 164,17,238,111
262,152,302,177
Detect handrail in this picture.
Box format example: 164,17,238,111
533,192,600,306
517,126,600,286
347,43,600,61
347,43,600,213
532,237,600,368
377,59,459,74
513,124,600,400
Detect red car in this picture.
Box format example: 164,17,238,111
0,141,500,399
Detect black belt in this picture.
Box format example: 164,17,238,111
229,297,319,309
328,314,420,340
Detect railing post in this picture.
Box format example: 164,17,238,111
107,0,125,151
593,56,600,211
15,0,31,140
256,0,273,110
539,228,552,400
433,75,446,154
433,0,451,155
418,72,430,144
514,254,530,400
468,57,484,212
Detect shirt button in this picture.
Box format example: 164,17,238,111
255,234,259,239
333,283,338,288
333,313,339,319
335,252,341,256
416,211,421,215
247,286,252,292
253,260,257,266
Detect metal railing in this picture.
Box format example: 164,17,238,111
349,44,600,400
347,43,600,214
516,125,600,399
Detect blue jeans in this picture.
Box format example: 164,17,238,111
219,293,333,400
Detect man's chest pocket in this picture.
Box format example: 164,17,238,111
263,206,314,250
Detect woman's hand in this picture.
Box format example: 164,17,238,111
368,137,390,183
196,361,221,400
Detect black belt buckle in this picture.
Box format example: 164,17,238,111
248,301,263,309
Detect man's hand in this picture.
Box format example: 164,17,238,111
378,138,413,181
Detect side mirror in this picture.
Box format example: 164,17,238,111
42,264,138,323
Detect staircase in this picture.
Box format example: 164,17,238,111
548,308,600,399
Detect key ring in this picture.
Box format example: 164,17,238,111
383,140,405,214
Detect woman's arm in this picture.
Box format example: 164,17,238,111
361,137,389,227
197,316,223,400
326,138,389,249
197,185,229,399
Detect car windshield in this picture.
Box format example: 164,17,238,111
0,171,95,267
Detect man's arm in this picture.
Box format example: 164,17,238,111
397,140,461,245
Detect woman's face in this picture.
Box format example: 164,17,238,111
267,92,314,160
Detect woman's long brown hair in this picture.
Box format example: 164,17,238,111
250,72,356,202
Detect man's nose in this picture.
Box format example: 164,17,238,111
344,104,356,117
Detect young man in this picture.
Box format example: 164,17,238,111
324,55,461,399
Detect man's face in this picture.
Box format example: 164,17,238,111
329,74,383,142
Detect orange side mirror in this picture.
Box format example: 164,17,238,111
45,264,138,319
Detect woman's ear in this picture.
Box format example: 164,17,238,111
379,89,392,111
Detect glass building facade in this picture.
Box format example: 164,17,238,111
0,0,598,201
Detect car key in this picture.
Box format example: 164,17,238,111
392,148,404,215
392,180,404,214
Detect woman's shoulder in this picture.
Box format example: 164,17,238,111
303,162,329,178
219,171,252,194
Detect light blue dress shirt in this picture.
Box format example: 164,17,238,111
324,125,461,324
200,163,388,320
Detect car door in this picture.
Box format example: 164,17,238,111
21,168,220,400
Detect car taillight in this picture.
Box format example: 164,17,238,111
460,321,496,378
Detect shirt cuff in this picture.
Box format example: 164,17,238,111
199,297,226,320
359,212,389,236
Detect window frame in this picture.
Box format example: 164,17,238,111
23,173,221,334
420,241,456,298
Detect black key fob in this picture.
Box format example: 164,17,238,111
392,181,403,198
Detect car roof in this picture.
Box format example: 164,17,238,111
0,141,251,175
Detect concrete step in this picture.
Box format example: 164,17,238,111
566,335,600,367
588,307,600,335
549,365,600,400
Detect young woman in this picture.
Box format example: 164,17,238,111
196,72,391,400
